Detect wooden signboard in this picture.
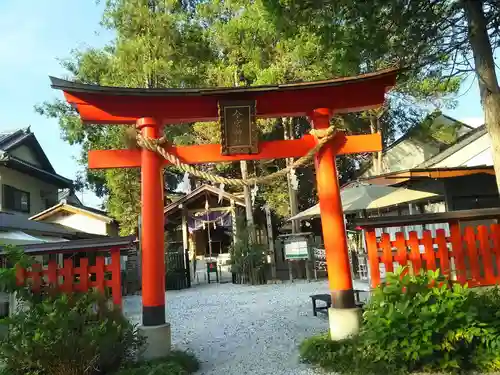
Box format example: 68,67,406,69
219,100,258,155
282,234,311,260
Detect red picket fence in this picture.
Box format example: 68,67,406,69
15,247,122,306
365,221,500,289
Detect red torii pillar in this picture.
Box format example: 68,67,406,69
311,109,359,339
50,68,397,356
138,117,166,327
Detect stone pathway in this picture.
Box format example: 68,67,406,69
123,280,339,375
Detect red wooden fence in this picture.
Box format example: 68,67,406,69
366,222,500,289
15,247,122,306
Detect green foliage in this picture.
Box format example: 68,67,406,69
0,247,145,375
0,291,144,375
0,246,33,294
300,268,500,375
299,335,364,375
230,216,267,285
115,351,199,375
36,0,210,235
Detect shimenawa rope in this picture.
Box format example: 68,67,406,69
134,126,339,187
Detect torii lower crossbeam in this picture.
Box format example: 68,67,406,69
88,133,381,169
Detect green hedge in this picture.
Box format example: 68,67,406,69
300,268,500,375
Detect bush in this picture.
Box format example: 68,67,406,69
300,268,500,375
0,291,144,375
0,248,145,375
116,351,200,375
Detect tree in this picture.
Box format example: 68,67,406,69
463,1,500,190
38,0,464,235
37,0,212,234
196,0,459,218
264,0,500,191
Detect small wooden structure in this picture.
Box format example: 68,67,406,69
355,208,500,289
164,185,247,257
1,236,136,307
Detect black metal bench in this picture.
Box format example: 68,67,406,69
310,290,367,316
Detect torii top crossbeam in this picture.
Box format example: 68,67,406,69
51,68,398,348
50,67,397,125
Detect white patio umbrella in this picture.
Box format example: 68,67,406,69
288,183,438,221
369,188,439,209
341,183,403,212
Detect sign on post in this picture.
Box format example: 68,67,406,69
282,234,311,260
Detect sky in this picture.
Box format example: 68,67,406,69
0,1,496,209
0,1,113,208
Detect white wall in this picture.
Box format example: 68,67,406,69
432,133,492,168
43,211,110,236
0,166,59,215
466,148,494,167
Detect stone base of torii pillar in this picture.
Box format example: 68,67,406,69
328,308,362,340
140,323,172,359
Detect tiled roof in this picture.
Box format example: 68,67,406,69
0,211,97,238
0,127,31,150
164,184,246,215
0,127,72,188
58,189,83,206
30,202,113,223
357,113,475,177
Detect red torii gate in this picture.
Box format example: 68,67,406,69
51,68,397,355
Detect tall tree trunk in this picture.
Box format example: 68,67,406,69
284,117,308,280
368,114,380,173
463,0,500,193
234,69,257,244
283,117,300,233
240,160,257,243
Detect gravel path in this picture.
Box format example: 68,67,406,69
123,280,338,375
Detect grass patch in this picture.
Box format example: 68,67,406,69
299,335,396,375
115,350,200,375
299,335,358,374
0,351,199,375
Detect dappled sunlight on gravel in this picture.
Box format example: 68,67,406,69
123,280,334,375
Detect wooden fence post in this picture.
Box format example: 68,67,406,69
365,229,380,288
110,247,122,306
